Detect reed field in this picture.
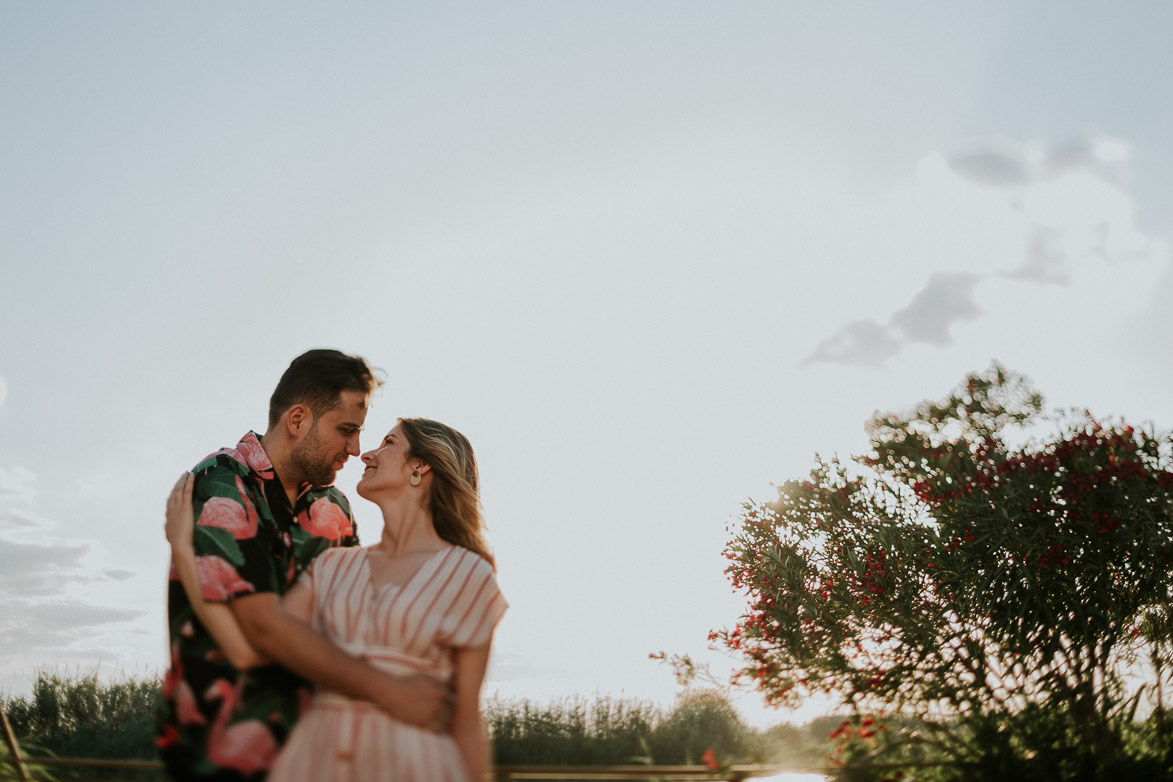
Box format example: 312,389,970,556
1,669,834,780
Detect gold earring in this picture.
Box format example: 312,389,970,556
409,471,422,487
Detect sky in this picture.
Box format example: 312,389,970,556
2,2,1172,729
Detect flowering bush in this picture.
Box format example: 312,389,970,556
715,364,1173,777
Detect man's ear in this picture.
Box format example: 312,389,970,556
285,404,310,438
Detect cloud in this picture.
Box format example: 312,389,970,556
947,136,1132,189
0,375,7,408
804,135,1168,368
0,539,91,595
890,273,983,346
0,466,36,506
0,506,39,530
801,319,902,368
0,466,149,675
0,466,50,531
1043,137,1132,186
945,139,1032,187
1006,227,1070,285
0,601,145,654
803,273,982,367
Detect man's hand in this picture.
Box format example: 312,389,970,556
370,673,454,733
230,592,456,730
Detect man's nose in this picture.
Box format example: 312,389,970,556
347,434,362,456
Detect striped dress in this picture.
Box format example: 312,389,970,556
267,545,507,782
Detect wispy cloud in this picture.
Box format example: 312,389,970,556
890,272,983,347
0,467,45,532
801,319,901,369
946,136,1132,190
0,467,146,668
0,466,36,506
1007,227,1070,285
0,602,145,655
0,539,91,596
803,273,982,367
803,135,1168,368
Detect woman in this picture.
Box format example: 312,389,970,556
166,418,506,782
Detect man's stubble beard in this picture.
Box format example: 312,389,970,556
289,421,338,487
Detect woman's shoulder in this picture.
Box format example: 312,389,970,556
447,545,496,575
311,545,366,571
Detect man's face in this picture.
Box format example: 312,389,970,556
289,390,369,486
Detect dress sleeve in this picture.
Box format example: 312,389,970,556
296,559,317,592
190,463,282,602
296,553,324,630
445,557,508,649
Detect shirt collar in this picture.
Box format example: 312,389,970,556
240,432,325,499
236,431,277,480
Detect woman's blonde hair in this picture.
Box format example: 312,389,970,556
398,417,495,569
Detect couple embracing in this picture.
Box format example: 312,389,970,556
157,349,506,782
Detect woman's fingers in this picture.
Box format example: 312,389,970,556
167,472,191,508
165,472,196,544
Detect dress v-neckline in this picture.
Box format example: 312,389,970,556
364,546,455,593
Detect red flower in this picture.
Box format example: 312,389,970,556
701,748,720,771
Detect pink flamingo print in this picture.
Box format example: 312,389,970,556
162,644,206,726
236,437,271,472
196,555,256,602
300,497,354,541
197,478,260,540
220,438,275,478
176,681,206,725
204,678,278,775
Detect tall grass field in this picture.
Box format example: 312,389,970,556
1,669,834,780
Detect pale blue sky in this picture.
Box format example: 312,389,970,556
2,2,1171,725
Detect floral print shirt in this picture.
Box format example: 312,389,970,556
156,432,360,781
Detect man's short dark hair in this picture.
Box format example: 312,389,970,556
268,349,383,428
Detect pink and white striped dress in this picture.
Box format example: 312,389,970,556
268,545,507,782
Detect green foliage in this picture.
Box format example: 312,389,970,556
0,752,57,782
717,363,1173,779
23,669,1158,778
1,668,162,780
647,690,754,764
5,670,824,772
485,693,661,765
485,689,824,767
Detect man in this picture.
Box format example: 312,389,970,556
157,349,445,781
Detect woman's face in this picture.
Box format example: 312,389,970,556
356,423,413,497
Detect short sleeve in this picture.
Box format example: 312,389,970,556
288,492,360,580
296,554,323,630
443,556,508,649
296,560,316,592
190,464,282,602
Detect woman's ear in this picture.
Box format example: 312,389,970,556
411,460,431,477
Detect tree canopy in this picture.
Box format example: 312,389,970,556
718,364,1173,778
